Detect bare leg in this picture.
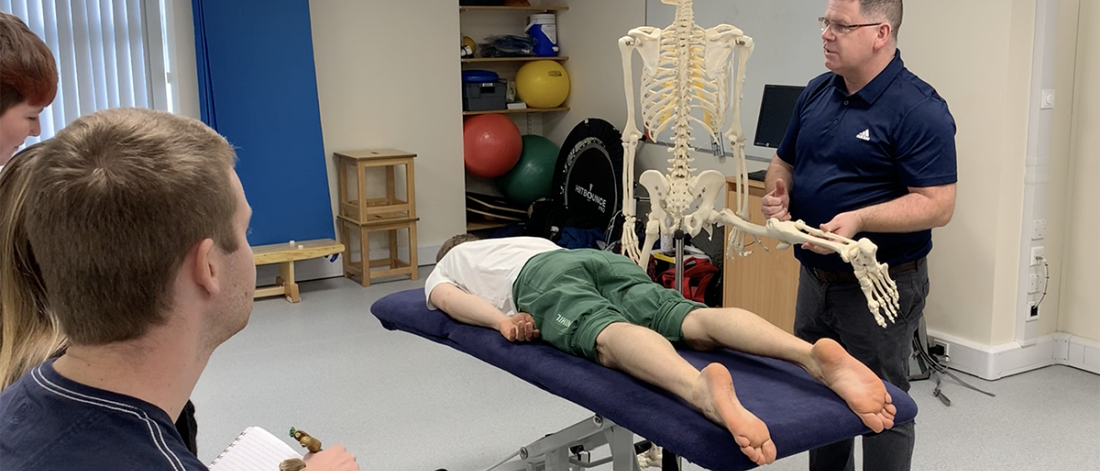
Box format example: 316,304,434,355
595,322,777,465
681,308,896,432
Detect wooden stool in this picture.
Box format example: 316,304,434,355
334,148,419,287
334,149,416,225
252,239,345,303
338,215,419,287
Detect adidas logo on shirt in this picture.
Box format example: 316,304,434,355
856,129,870,141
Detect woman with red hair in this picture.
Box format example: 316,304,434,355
0,11,58,163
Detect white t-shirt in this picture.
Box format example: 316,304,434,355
425,237,562,316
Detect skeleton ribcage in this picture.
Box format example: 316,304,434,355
639,27,726,147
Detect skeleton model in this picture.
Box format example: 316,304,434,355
617,0,900,327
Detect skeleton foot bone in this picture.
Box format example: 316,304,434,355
772,220,901,327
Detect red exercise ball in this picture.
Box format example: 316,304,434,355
463,114,522,178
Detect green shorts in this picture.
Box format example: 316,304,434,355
512,249,706,363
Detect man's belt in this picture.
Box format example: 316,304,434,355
809,257,925,283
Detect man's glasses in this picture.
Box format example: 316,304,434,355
819,17,883,35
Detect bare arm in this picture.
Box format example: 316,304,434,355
429,283,508,329
428,283,539,342
851,183,956,233
807,183,957,253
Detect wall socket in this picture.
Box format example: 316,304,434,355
929,339,950,362
1028,301,1040,320
1030,246,1045,266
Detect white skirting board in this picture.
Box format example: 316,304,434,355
255,244,440,287
928,329,1100,380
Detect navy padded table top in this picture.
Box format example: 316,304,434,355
371,289,917,471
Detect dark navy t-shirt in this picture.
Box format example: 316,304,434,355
0,359,207,471
777,49,957,272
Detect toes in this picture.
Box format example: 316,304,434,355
882,414,895,430
763,439,777,464
862,414,885,433
733,435,751,448
741,445,761,464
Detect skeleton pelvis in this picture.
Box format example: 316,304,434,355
639,170,669,206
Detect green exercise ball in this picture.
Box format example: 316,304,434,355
496,134,559,206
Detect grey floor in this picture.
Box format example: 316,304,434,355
193,268,1100,471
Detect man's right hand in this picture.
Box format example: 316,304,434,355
761,179,791,221
499,313,540,342
303,444,359,471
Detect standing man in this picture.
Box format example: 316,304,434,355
762,1,957,470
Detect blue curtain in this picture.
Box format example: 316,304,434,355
192,0,334,246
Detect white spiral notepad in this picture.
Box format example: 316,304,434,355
209,426,303,471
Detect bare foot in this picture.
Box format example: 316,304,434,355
809,339,897,432
693,363,777,465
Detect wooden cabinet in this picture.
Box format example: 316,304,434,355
723,177,801,333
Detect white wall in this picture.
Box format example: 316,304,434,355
1059,0,1099,342
167,0,199,120
308,0,466,264
858,1,1024,347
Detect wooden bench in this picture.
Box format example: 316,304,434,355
252,238,346,303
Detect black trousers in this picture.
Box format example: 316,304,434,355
794,261,928,471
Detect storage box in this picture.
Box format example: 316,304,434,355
463,80,507,112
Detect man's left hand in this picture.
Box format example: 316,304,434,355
801,211,862,255
499,313,541,342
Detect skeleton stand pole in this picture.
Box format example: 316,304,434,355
674,230,685,296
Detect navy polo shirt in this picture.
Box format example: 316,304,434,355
0,359,207,471
777,49,957,272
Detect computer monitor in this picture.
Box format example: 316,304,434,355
754,84,805,148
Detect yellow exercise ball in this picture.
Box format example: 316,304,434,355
516,60,570,109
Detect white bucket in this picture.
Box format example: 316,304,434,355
526,13,559,57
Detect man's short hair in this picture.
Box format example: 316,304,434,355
859,0,903,41
0,12,58,114
25,108,239,346
436,234,481,262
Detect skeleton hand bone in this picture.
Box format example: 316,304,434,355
621,215,643,265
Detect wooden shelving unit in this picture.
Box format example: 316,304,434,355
463,106,569,116
459,6,568,12
460,4,571,233
462,56,568,63
466,217,517,232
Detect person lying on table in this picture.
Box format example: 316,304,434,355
426,235,897,466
